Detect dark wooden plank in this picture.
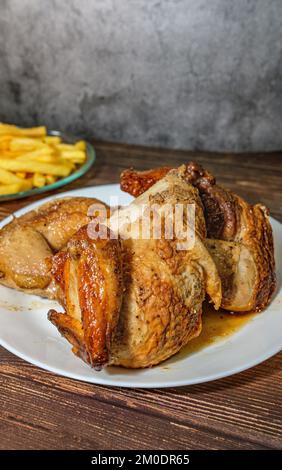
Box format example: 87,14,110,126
1,142,281,221
0,349,280,450
0,142,281,450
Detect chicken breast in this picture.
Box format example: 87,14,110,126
48,167,222,368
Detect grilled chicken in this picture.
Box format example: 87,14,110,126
49,166,222,368
0,162,275,369
0,197,109,299
120,163,275,312
49,226,123,367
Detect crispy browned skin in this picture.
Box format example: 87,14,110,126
120,167,172,197
0,197,109,299
49,226,123,368
49,167,222,368
203,194,275,312
233,198,275,312
121,163,238,239
120,163,276,312
111,167,221,367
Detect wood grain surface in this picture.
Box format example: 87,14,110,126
0,141,281,450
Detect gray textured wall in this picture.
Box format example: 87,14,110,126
0,0,282,151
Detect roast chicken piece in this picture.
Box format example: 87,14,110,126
120,163,276,312
49,167,222,368
0,197,109,299
49,227,123,367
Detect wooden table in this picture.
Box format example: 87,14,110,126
0,142,281,450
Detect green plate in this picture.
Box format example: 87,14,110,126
0,130,95,202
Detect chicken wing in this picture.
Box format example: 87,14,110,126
49,226,123,367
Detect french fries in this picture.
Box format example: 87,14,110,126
0,179,33,195
43,136,62,145
0,123,46,137
46,174,57,185
0,123,87,195
0,168,24,185
9,137,46,152
0,159,73,177
33,173,46,188
0,183,24,195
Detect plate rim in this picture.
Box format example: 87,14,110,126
0,328,281,388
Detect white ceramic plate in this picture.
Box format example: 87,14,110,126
0,184,281,388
